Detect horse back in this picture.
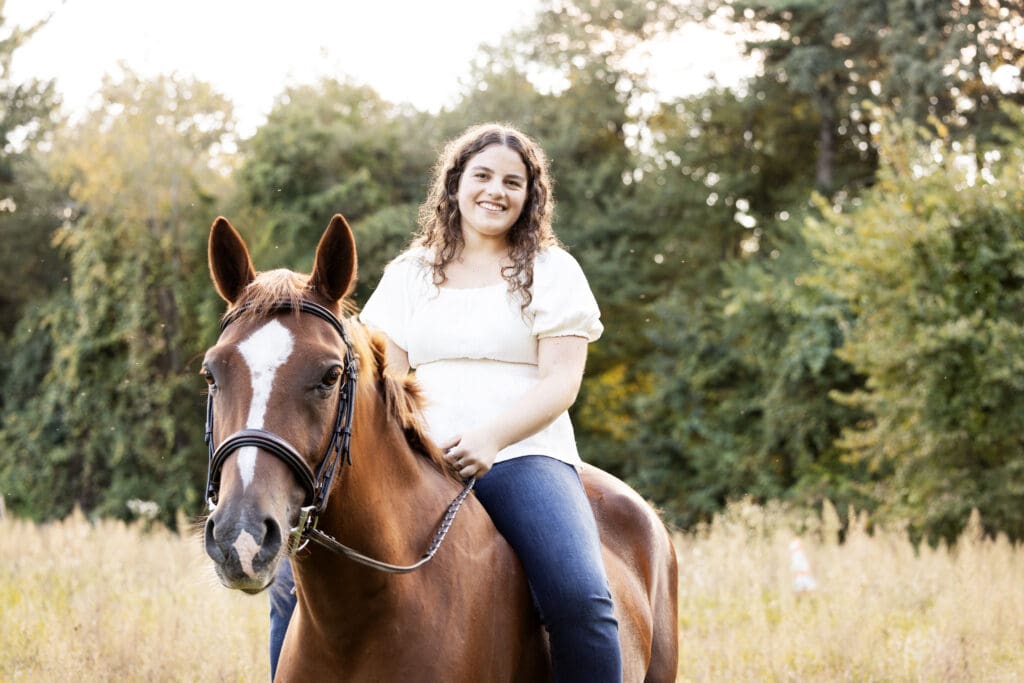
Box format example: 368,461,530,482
580,464,679,683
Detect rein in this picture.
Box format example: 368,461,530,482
204,298,475,573
295,477,475,574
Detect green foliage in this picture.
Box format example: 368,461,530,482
0,68,233,522
0,154,67,340
0,6,59,170
234,79,439,301
0,5,66,340
808,109,1024,540
621,1,1023,536
628,220,873,528
622,67,869,525
3,0,1023,545
708,0,1024,130
695,0,1023,191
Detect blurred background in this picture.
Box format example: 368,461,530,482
1,0,1022,546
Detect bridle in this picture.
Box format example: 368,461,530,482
205,300,356,548
204,298,474,573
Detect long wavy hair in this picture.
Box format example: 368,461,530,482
412,122,560,308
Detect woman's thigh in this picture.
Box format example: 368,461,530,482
472,456,609,613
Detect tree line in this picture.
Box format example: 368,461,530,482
1,0,1022,542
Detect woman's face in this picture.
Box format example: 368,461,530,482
456,144,528,246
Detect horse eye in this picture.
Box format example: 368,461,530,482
201,368,216,386
321,367,342,387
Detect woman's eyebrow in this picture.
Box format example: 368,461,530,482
468,164,526,181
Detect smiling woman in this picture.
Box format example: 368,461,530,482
455,145,529,249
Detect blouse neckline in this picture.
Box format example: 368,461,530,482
437,282,507,292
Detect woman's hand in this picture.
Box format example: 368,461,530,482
441,429,501,479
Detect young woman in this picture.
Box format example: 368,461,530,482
270,123,621,682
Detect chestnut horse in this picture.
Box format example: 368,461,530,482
202,214,678,682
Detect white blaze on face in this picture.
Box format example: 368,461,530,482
236,320,294,489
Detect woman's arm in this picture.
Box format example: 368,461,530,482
442,335,588,479
381,336,411,377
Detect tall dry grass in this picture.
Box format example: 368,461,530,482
675,500,1024,682
1,501,1023,681
0,509,266,682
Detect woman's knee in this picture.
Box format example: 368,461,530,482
539,580,617,629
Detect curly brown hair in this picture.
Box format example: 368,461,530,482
412,122,561,308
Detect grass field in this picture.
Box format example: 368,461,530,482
674,501,1024,682
1,501,1022,682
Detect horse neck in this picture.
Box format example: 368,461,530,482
293,380,454,599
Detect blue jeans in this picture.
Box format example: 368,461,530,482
269,455,621,682
268,558,294,680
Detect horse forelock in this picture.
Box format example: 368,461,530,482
225,269,357,324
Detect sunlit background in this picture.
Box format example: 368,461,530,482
6,0,754,135
2,2,1024,679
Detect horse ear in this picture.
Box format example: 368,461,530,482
209,216,256,304
308,214,357,303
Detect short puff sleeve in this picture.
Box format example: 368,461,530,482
529,247,603,342
359,251,427,351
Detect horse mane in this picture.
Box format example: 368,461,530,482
228,268,456,482
364,329,460,483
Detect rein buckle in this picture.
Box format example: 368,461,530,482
288,505,317,555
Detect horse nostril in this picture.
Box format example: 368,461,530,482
255,518,283,572
205,517,226,563
266,517,281,543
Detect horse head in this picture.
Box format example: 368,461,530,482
202,214,357,593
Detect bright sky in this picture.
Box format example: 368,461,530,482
5,0,754,137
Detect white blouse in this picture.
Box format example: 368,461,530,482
360,246,603,467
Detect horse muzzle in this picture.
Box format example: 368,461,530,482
204,504,285,592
